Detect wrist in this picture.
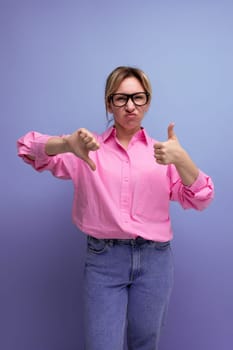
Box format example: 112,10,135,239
173,149,188,167
45,136,71,155
61,136,72,153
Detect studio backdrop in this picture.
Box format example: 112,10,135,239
1,1,233,349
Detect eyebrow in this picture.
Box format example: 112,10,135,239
112,92,146,95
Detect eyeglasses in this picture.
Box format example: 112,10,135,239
109,92,150,107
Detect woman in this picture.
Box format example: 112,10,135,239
17,66,214,350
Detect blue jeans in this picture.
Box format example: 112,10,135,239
83,236,174,350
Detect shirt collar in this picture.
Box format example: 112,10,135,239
101,126,149,145
102,126,116,142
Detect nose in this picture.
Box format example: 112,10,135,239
125,97,135,110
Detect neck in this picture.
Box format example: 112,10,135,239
114,124,142,148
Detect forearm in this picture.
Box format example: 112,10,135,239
45,136,70,156
18,128,99,171
26,136,69,161
174,150,199,186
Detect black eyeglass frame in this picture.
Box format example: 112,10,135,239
109,92,150,107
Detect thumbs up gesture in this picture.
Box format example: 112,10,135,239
154,123,184,165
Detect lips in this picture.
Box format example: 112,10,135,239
125,113,137,118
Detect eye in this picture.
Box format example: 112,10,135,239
115,95,127,103
132,93,148,105
134,93,145,101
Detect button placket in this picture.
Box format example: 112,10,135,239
120,157,130,224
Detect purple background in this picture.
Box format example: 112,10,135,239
1,0,233,349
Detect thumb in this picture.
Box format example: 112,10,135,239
85,157,96,171
167,122,176,140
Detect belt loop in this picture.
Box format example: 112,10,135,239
108,239,114,247
130,239,136,246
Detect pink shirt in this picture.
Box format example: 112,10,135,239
17,126,214,242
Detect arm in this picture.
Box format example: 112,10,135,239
25,136,68,161
167,147,199,186
19,128,100,171
154,123,214,210
154,123,198,185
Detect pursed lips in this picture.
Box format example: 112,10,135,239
125,113,137,118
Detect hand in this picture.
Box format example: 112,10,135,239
65,128,100,171
154,123,185,165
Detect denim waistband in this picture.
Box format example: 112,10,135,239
87,235,169,246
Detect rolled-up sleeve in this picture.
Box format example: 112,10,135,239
17,131,76,179
169,166,214,211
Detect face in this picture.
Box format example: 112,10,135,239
108,77,150,133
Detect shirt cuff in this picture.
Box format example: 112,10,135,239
185,170,208,192
30,134,52,159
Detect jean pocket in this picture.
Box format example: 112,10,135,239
153,241,170,251
87,236,108,254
